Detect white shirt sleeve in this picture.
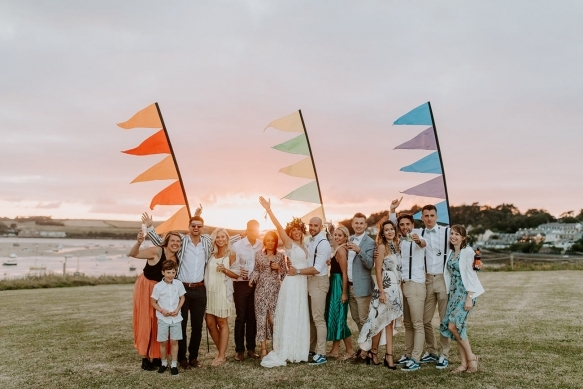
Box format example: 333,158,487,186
313,240,331,274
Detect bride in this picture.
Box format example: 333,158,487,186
258,196,310,367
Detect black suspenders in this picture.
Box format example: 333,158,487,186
408,242,413,280
422,227,450,272
422,229,426,271
312,240,325,267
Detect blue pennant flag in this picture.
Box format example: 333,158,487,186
400,152,442,174
394,102,432,125
413,201,449,225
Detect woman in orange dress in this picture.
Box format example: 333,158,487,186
129,230,181,371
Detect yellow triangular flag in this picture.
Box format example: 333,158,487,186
300,206,325,225
118,103,162,129
279,157,315,179
131,156,178,183
155,206,190,234
264,111,303,133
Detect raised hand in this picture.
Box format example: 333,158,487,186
194,204,203,217
390,197,403,212
137,231,145,244
259,196,271,211
141,212,153,228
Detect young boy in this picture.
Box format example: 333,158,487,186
151,260,186,376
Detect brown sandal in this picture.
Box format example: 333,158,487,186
451,365,467,374
465,355,479,373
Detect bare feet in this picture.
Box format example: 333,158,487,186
465,355,478,373
451,365,468,374
260,348,268,358
211,357,227,367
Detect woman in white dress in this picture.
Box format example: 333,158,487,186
258,196,310,367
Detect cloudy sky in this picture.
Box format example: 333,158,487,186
1,1,582,229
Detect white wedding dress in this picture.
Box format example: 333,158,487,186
260,242,310,367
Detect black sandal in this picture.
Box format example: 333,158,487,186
366,351,380,366
384,353,396,370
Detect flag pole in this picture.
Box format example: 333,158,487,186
298,110,326,222
155,102,192,218
427,101,451,224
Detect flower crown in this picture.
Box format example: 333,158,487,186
285,217,307,235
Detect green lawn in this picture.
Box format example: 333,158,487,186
1,271,582,388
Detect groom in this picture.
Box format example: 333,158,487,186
289,216,331,365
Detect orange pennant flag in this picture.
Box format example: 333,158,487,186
122,129,170,156
155,206,190,234
150,181,186,210
118,103,162,129
301,205,325,225
131,156,178,183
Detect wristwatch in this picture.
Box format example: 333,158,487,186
296,268,300,275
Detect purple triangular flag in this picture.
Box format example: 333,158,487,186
401,176,446,199
394,127,437,150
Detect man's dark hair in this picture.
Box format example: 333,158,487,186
353,212,367,221
397,213,414,225
422,204,437,213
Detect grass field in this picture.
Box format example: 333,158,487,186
1,271,582,389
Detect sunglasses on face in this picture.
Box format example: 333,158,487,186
190,224,203,229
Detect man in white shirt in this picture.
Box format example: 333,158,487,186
231,220,263,361
288,217,331,365
389,202,427,372
418,204,451,369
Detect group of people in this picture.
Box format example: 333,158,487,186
129,196,485,376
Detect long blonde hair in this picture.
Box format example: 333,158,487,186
210,228,233,257
333,225,350,256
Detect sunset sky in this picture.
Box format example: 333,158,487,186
1,1,582,230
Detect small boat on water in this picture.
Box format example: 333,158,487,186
129,265,137,271
3,259,17,266
9,253,17,258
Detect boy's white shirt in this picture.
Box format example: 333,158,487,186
151,279,186,324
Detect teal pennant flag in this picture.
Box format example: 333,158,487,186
414,201,449,225
393,103,432,125
400,152,442,174
272,134,309,156
282,181,320,203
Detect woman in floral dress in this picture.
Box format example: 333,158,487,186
358,219,403,368
439,225,484,374
248,230,287,357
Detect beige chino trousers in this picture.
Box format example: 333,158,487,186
308,275,330,356
348,284,371,332
402,280,426,362
423,274,450,358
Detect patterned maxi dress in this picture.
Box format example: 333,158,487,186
249,251,287,341
358,244,403,350
439,253,476,340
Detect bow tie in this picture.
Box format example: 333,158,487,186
310,236,316,242
427,229,437,233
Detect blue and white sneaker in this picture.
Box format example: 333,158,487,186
401,359,420,371
435,356,449,369
309,354,327,365
419,352,439,363
396,355,410,365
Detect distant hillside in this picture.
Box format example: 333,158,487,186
0,217,244,239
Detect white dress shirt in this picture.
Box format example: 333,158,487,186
231,237,263,281
423,225,450,275
178,236,206,283
347,232,365,282
151,279,186,324
400,228,426,283
308,231,331,277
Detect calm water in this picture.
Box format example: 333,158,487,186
0,237,155,279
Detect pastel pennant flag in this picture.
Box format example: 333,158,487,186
117,103,162,129
282,181,320,204
131,155,178,183
264,111,304,133
400,152,442,174
394,127,437,150
150,181,186,210
122,129,170,156
155,206,190,234
393,103,432,126
300,205,325,225
278,157,316,179
413,201,449,225
272,134,309,156
401,176,446,199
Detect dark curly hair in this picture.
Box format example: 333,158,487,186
284,217,307,238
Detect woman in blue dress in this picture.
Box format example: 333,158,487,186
439,225,484,374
